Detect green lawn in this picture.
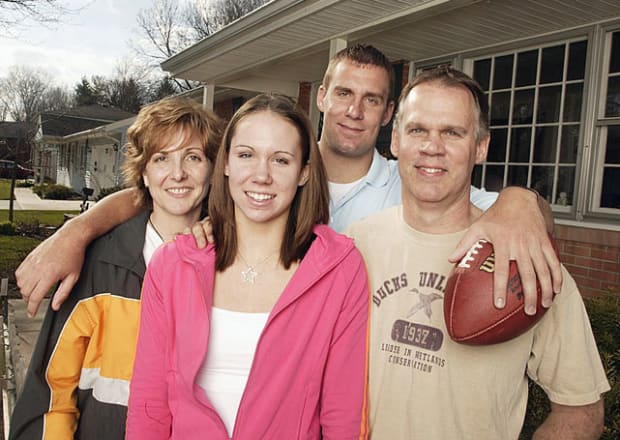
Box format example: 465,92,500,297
0,179,14,200
0,210,78,282
0,210,79,225
0,235,40,275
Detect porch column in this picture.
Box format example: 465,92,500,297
202,84,215,110
309,82,321,139
329,38,348,57
311,38,349,138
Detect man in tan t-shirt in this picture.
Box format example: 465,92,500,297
346,66,609,439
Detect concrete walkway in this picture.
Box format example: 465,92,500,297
7,299,49,397
0,187,93,211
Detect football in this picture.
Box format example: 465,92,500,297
444,239,555,345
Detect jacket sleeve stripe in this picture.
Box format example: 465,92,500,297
43,294,141,438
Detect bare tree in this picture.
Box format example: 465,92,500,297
131,0,268,92
0,65,74,123
131,0,192,65
40,85,74,111
0,98,8,120
187,0,269,39
130,0,198,91
0,0,79,36
0,65,48,123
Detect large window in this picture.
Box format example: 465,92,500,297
470,40,587,209
596,30,620,210
466,26,620,221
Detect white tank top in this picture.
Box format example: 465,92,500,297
195,307,269,437
142,221,164,265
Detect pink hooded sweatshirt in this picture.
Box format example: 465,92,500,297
126,224,369,439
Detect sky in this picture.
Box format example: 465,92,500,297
0,0,157,89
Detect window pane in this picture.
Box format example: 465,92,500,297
531,166,554,202
473,42,585,212
601,167,620,208
606,76,620,117
567,40,587,80
557,166,575,205
513,89,534,124
533,126,558,163
563,83,583,122
510,127,531,162
488,128,508,162
507,165,529,186
490,91,511,125
516,50,538,87
474,59,491,91
540,45,565,84
493,55,514,89
472,164,482,187
605,125,620,164
560,125,579,163
537,85,562,123
485,165,505,191
610,31,620,74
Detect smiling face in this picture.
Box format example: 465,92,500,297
391,82,489,210
142,130,211,224
224,110,309,230
317,60,394,161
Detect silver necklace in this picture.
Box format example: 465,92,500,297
238,251,277,284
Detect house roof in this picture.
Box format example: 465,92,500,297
44,105,135,122
40,105,136,138
0,121,36,139
162,0,620,88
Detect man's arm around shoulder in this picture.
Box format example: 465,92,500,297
16,188,143,317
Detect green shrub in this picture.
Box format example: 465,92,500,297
0,221,16,235
32,184,80,200
31,184,43,197
96,185,124,201
520,294,620,439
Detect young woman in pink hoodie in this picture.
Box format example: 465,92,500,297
127,94,370,439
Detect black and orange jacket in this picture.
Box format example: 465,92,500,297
10,211,149,440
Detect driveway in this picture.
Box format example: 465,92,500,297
0,188,92,211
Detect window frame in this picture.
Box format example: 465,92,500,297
589,25,620,216
452,25,619,224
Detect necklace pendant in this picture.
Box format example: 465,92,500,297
241,265,258,284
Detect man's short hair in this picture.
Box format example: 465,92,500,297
322,44,395,100
395,66,490,142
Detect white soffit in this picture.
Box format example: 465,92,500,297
162,0,620,84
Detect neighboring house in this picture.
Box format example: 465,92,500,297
0,121,36,166
33,105,135,197
161,0,620,296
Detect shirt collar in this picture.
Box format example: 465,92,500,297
364,149,392,188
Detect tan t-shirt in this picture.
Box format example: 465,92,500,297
346,205,610,440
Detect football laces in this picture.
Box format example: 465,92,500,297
457,240,487,269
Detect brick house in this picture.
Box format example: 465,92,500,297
161,0,620,296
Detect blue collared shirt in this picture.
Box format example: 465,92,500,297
329,150,498,232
